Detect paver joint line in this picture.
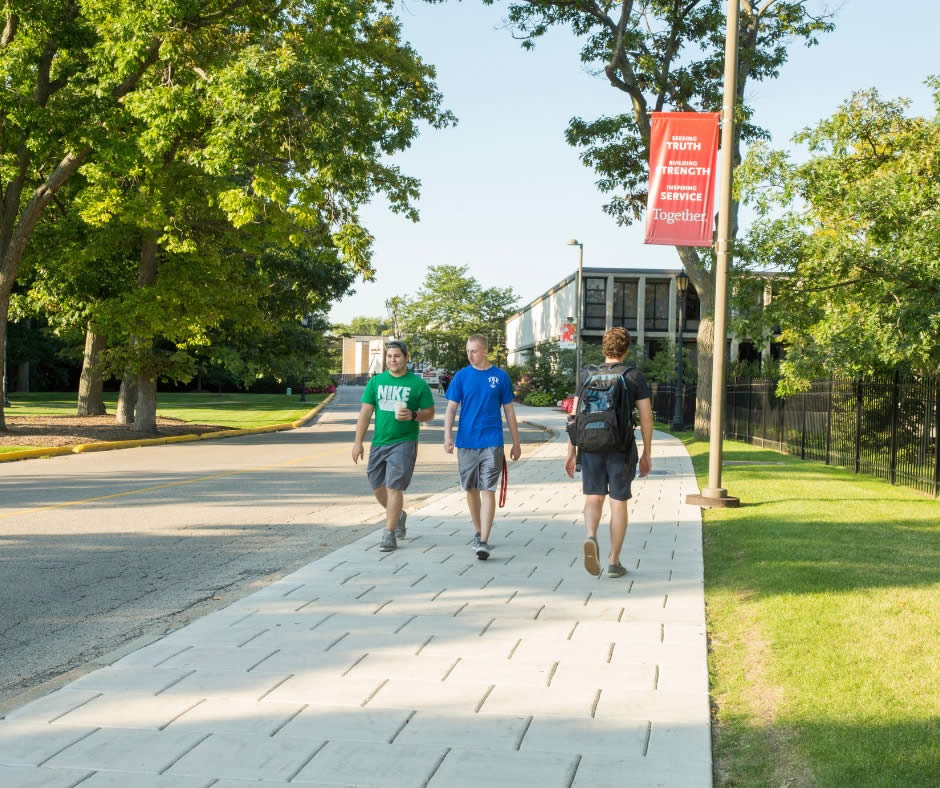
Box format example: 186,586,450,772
48,692,103,724
161,697,207,731
286,740,328,783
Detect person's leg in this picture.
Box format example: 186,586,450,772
385,488,404,531
466,488,482,533
479,490,496,543
608,498,628,565
373,485,388,515
583,494,605,537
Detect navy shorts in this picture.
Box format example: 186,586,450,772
581,444,638,501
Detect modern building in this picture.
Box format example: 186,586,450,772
506,266,770,367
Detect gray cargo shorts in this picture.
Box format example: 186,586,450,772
457,446,504,492
367,440,419,491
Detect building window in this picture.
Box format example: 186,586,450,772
684,288,700,323
613,279,638,331
644,280,669,331
583,277,607,330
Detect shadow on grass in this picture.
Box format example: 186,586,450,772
715,713,940,787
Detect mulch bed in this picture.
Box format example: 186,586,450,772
0,415,228,447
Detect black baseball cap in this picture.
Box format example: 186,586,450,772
385,339,409,356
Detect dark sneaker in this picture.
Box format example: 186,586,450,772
471,532,482,550
606,563,627,578
583,537,601,577
380,529,397,552
396,511,407,539
476,541,491,561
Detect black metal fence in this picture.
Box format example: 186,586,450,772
648,382,696,428
725,374,940,497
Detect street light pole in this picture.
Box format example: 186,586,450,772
688,0,740,507
672,271,689,430
567,239,583,387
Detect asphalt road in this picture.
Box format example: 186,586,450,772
0,386,550,711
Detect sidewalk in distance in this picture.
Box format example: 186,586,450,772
0,407,710,788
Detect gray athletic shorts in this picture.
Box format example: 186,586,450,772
457,446,504,492
367,441,418,491
581,443,638,501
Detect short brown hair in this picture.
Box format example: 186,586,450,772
467,333,489,349
601,327,631,359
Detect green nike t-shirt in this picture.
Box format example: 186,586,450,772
362,370,435,446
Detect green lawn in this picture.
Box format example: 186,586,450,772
678,433,940,786
5,392,327,429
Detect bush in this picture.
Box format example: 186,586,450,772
524,390,556,407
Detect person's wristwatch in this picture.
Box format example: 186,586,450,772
411,410,418,421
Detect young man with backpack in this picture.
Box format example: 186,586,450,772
565,327,653,577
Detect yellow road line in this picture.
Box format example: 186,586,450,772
0,447,337,522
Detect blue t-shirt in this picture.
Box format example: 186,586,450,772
446,365,514,449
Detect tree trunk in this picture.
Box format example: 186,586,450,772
133,234,159,434
77,325,107,416
694,310,715,438
134,373,158,434
0,293,9,431
116,373,137,425
16,361,29,392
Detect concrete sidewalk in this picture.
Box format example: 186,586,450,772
0,408,710,787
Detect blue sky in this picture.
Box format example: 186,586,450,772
330,0,939,323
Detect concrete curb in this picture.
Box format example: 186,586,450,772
0,392,336,464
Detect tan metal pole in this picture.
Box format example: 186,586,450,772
702,0,739,501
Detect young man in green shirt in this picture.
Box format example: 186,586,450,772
352,340,435,551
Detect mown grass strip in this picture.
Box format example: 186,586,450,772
5,392,326,429
677,432,940,787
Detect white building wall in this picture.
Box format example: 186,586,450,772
506,278,577,365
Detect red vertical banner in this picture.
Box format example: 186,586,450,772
644,112,720,246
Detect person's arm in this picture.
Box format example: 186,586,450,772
636,398,653,477
351,403,375,463
503,402,522,461
564,395,579,478
443,400,459,453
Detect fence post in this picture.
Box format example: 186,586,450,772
934,378,940,497
746,378,753,444
779,386,785,452
889,370,900,486
854,378,863,474
800,390,807,460
761,381,768,448
825,379,833,465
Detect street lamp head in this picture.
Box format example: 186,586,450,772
567,238,581,247
676,269,690,294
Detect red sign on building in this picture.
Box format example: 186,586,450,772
644,112,720,247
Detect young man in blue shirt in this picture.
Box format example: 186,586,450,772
443,334,522,559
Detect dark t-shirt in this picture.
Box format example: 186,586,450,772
576,362,651,453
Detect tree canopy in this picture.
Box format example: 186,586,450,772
734,79,940,393
393,265,519,370
464,0,833,433
1,0,454,429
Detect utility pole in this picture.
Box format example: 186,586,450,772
687,0,741,508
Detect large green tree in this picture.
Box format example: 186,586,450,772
734,80,940,393
0,0,453,430
470,0,833,434
394,265,519,370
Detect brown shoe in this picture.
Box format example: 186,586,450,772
583,537,601,577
